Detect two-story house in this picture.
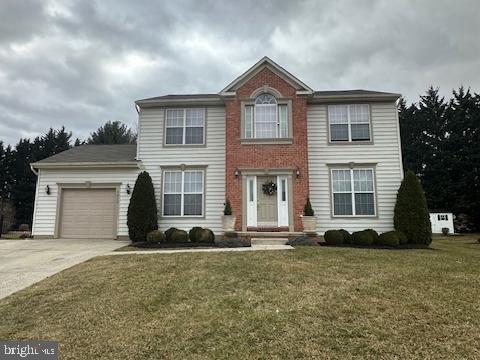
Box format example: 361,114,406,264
30,57,403,240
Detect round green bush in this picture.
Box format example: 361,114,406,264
197,228,215,243
324,230,344,245
339,229,353,244
146,230,165,243
165,227,178,242
378,231,400,247
352,230,374,246
189,227,203,242
365,229,379,244
168,229,189,243
397,231,408,245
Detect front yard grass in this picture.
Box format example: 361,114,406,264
0,235,479,359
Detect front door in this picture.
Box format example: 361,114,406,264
257,176,278,227
246,175,289,228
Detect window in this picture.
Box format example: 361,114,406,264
328,104,371,142
438,214,448,221
163,169,204,216
331,168,375,216
244,94,289,139
165,108,205,145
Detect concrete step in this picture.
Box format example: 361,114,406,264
238,231,302,238
251,237,289,245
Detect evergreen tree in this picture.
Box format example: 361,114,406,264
127,171,158,242
394,171,432,245
88,121,137,144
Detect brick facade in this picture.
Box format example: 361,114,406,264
225,67,310,231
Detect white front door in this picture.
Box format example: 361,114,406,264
246,175,289,228
246,176,257,227
277,176,289,226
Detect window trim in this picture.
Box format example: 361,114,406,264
161,168,206,218
330,167,377,218
163,108,207,147
327,104,373,144
240,96,293,144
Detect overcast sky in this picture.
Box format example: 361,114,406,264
1,0,479,146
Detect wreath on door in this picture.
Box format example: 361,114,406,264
262,180,277,196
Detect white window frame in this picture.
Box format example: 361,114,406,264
328,104,371,142
162,169,204,217
165,108,205,146
331,167,376,217
244,96,289,139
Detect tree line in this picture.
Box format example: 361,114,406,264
0,121,136,232
399,87,480,231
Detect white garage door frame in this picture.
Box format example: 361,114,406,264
54,182,121,239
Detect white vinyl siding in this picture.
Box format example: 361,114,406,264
308,102,403,234
329,104,371,142
31,168,139,237
139,106,225,233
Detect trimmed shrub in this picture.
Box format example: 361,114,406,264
287,235,319,246
189,227,203,242
339,229,353,244
365,229,379,245
378,231,400,247
127,171,158,242
398,231,408,245
19,232,33,239
304,197,315,216
223,199,232,215
165,227,177,241
166,229,189,243
19,224,30,232
146,230,165,243
352,230,374,246
324,230,344,245
394,170,432,245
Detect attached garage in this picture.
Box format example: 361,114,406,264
58,188,117,239
30,145,140,240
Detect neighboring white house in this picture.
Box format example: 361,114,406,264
430,212,455,234
30,57,403,240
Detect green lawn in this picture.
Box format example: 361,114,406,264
1,235,479,359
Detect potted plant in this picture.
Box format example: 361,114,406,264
302,197,317,233
222,199,236,231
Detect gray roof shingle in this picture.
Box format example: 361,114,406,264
33,144,137,165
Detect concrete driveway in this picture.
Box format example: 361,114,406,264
0,238,128,300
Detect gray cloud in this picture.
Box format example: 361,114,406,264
1,0,479,145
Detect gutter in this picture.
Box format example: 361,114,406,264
30,161,140,170
30,164,39,176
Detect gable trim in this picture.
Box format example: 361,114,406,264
219,57,314,96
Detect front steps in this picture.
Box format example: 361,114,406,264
251,237,289,245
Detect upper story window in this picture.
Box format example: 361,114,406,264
328,104,371,142
165,108,205,145
244,94,289,139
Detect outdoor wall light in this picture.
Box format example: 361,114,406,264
234,168,240,178
295,167,301,178
45,185,50,195
126,184,131,195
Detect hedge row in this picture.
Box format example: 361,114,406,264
145,227,215,244
324,229,408,247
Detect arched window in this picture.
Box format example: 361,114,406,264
254,94,277,138
244,93,289,139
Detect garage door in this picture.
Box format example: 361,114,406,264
59,188,117,239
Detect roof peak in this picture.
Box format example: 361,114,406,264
218,56,314,96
